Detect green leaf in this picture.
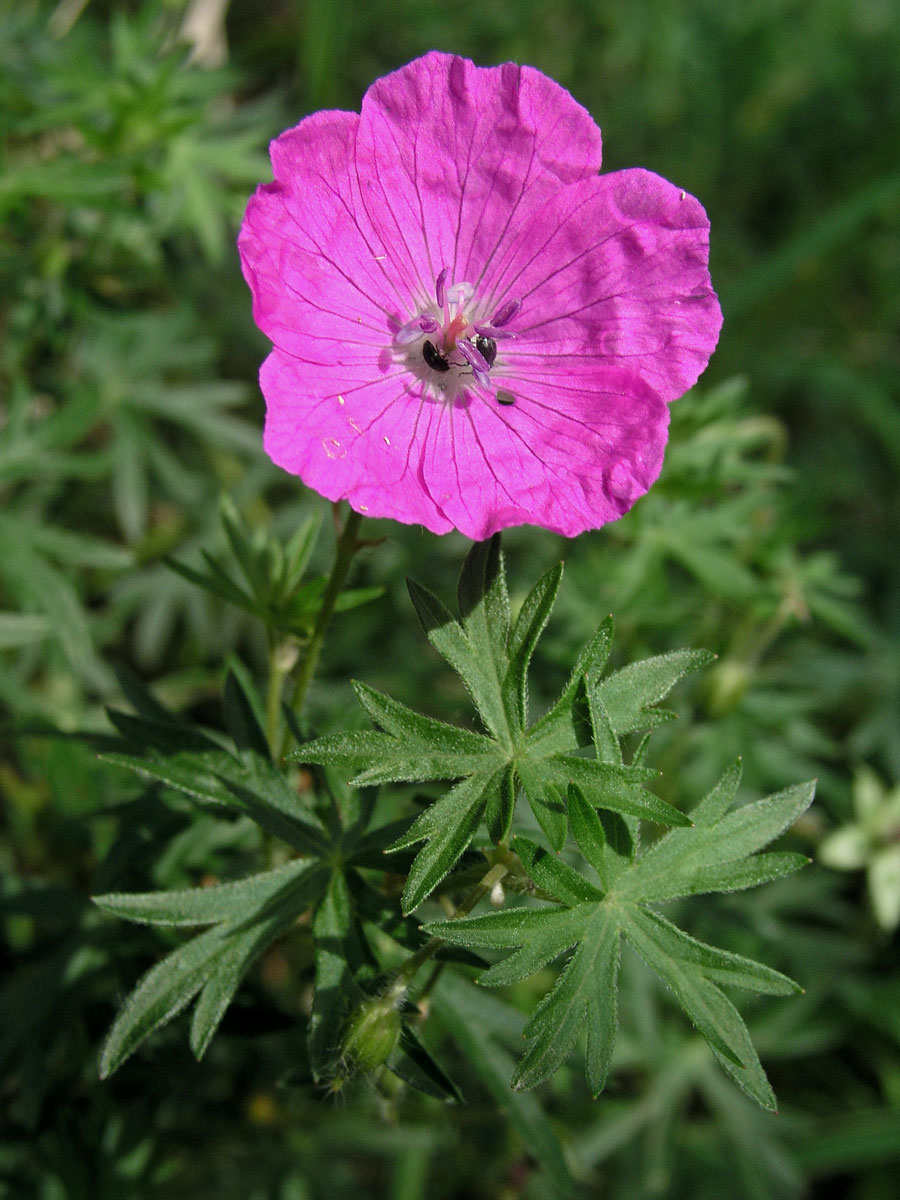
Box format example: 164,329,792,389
515,836,603,906
505,561,564,728
433,975,577,1196
309,870,358,1078
352,681,492,757
425,768,812,1107
513,911,620,1095
624,908,801,997
456,536,514,737
101,748,324,854
599,649,716,734
98,860,329,1075
386,1025,462,1103
299,543,700,909
164,553,253,609
619,775,816,902
525,618,614,755
94,858,320,926
102,683,326,852
622,907,778,1110
0,612,52,648
99,924,227,1078
398,767,507,914
189,902,295,1060
222,669,270,758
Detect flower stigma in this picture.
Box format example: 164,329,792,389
394,269,521,404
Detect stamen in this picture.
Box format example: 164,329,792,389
473,324,514,340
395,313,440,345
457,338,491,374
489,298,522,328
446,281,475,306
435,267,448,309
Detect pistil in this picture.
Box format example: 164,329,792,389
394,268,522,398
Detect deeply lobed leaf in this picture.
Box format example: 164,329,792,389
426,765,814,1107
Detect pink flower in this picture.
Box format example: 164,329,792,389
239,52,722,540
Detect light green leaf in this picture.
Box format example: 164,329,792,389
303,543,702,910
513,908,620,1094
99,925,226,1078
618,775,815,902
622,907,777,1110
0,612,52,648
425,768,812,1106
623,908,800,997
94,857,320,926
599,649,715,734
505,561,564,728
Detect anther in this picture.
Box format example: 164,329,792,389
458,338,490,374
489,298,522,328
435,267,448,309
395,314,440,345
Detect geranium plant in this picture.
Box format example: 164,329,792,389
95,52,812,1136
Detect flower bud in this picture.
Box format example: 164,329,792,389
341,996,401,1073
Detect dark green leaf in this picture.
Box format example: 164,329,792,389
433,975,577,1196
222,669,270,758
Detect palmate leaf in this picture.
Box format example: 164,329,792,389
294,537,704,914
96,670,451,1093
426,766,814,1109
96,857,329,1077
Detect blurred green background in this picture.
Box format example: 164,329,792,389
2,1,899,1197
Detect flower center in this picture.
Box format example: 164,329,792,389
394,269,521,402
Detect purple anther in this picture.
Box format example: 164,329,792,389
457,338,491,374
473,323,514,340
395,313,439,345
489,298,522,328
435,267,449,309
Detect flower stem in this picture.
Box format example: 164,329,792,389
281,505,364,755
265,637,297,759
388,861,509,1000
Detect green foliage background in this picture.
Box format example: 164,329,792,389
1,0,898,1197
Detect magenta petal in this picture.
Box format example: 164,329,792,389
485,168,722,405
354,52,603,297
238,111,408,361
419,366,669,540
260,349,453,534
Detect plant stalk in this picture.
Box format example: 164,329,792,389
388,862,509,999
281,505,364,755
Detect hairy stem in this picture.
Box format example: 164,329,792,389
281,505,364,755
265,637,296,759
388,861,509,999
